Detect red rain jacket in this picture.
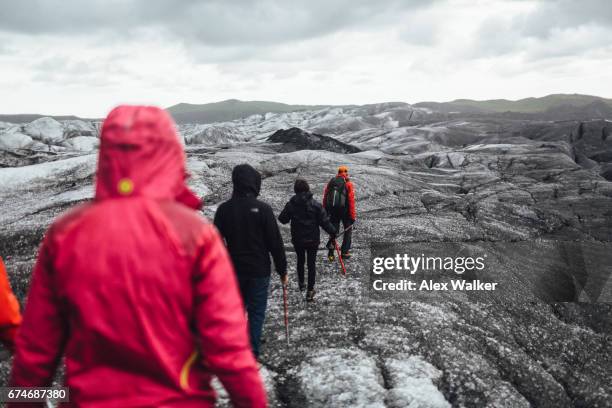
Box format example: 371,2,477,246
322,173,356,221
10,106,266,407
0,256,22,350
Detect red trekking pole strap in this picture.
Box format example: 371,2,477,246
282,283,289,346
333,240,347,276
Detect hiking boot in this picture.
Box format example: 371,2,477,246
306,289,315,302
341,252,351,260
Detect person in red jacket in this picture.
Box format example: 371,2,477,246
322,165,356,260
0,256,22,352
10,106,266,407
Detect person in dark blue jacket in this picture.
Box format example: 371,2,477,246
279,179,336,301
214,164,287,358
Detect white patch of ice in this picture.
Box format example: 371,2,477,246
383,120,400,129
211,365,277,408
23,117,64,143
63,136,99,152
447,152,466,168
292,348,386,407
385,355,450,408
0,154,96,192
462,143,518,152
351,150,386,160
410,302,458,328
0,130,34,149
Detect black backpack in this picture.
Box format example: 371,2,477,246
325,176,347,210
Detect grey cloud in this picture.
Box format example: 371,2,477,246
0,0,435,46
515,0,612,39
29,55,135,86
471,16,522,57
470,0,612,59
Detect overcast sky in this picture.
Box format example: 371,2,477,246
1,0,611,117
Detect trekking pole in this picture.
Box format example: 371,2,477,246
333,240,347,276
282,283,289,346
336,221,356,239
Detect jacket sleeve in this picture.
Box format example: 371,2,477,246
0,257,21,351
194,226,267,408
213,205,226,240
264,206,287,276
322,181,329,207
317,204,337,236
347,180,356,221
0,327,18,351
278,202,291,225
10,234,67,388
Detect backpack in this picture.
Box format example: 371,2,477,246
325,176,347,210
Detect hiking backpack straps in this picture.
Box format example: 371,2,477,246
325,176,347,210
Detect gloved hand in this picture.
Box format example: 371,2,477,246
348,218,356,226
330,232,337,240
280,274,288,285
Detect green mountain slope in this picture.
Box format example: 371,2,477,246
415,94,612,114
166,99,329,124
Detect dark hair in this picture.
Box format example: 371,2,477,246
294,178,310,194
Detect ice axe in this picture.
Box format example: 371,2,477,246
282,282,289,346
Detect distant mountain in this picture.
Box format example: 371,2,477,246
169,94,612,124
3,94,610,126
414,94,612,115
506,99,612,121
166,99,330,124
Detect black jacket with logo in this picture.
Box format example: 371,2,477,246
214,164,287,278
278,192,337,248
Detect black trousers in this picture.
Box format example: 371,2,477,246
326,214,352,254
295,246,318,291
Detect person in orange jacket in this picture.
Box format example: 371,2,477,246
322,165,356,260
0,256,22,352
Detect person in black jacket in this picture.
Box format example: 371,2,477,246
279,179,336,301
214,164,287,358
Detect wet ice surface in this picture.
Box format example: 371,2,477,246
1,111,612,407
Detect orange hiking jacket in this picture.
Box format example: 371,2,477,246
0,257,22,350
322,173,356,221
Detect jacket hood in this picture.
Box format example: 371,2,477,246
95,105,202,209
232,164,261,197
291,191,313,205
